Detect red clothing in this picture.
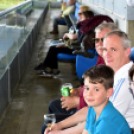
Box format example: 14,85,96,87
77,15,113,34
77,86,86,110
96,55,105,65
77,56,105,109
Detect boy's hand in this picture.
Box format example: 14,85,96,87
61,96,79,110
44,123,62,134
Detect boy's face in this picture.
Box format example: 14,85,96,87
83,77,113,108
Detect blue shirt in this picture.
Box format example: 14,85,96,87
85,101,131,134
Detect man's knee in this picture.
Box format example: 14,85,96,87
48,99,61,113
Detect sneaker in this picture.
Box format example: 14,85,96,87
50,31,58,34
34,63,45,70
37,71,52,77
52,69,60,75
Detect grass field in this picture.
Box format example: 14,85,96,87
0,0,26,10
0,0,58,11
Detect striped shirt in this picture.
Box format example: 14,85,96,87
110,61,134,128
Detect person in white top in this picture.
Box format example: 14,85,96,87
103,30,134,128
44,23,134,134
126,0,134,6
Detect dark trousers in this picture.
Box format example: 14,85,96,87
41,99,77,134
53,17,65,32
48,99,77,114
64,15,72,30
43,46,74,69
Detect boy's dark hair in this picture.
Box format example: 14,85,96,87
83,11,94,19
129,64,134,81
83,65,114,90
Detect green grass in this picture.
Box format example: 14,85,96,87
0,0,25,10
0,0,58,11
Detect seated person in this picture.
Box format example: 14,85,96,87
43,25,134,134
82,65,131,134
35,8,94,77
48,22,119,114
41,22,119,134
129,64,134,94
50,0,76,34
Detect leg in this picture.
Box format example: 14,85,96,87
64,15,72,30
48,99,77,114
43,46,74,69
52,17,65,32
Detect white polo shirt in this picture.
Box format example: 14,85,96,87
110,61,134,128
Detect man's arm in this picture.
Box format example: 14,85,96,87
62,6,75,17
111,80,133,115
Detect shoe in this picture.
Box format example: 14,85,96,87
37,71,52,77
52,69,60,75
34,63,45,70
50,31,58,34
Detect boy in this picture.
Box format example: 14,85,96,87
82,65,131,134
129,64,134,95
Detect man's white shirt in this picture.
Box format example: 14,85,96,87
110,61,134,128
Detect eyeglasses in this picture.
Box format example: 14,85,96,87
78,12,83,16
92,38,104,43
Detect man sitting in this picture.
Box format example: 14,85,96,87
50,0,76,34
44,29,134,134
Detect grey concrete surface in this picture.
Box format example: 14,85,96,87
0,9,80,134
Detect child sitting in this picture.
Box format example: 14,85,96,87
82,65,131,134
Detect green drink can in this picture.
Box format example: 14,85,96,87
61,87,70,97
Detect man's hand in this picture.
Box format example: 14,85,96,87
71,86,83,96
61,96,79,110
63,33,69,39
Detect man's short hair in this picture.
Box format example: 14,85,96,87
95,21,120,33
83,65,114,90
104,30,131,49
129,64,134,81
